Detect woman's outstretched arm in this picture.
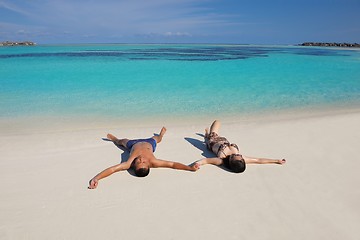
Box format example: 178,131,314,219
243,156,286,164
194,157,223,169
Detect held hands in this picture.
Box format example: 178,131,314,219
189,160,203,171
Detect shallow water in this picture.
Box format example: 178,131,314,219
1,44,360,122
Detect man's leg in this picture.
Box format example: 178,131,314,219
152,127,167,143
107,133,129,149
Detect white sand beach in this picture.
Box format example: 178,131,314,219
1,109,360,240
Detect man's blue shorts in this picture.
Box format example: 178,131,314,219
126,138,157,152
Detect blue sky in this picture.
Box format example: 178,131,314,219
0,0,359,44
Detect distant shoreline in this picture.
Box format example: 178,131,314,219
0,41,36,46
299,42,360,48
1,41,360,48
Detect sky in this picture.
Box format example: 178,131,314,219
0,0,359,44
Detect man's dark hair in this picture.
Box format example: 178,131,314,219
135,167,150,177
229,159,246,173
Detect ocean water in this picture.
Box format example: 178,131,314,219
1,44,360,123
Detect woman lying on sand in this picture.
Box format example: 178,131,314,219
194,120,286,173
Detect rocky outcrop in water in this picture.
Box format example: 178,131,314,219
0,41,36,46
299,42,360,48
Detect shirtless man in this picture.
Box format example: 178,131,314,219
88,127,198,189
194,120,286,173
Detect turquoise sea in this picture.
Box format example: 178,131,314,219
1,44,360,123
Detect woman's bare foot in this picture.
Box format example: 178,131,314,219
107,133,118,142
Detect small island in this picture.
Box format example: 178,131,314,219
0,41,36,46
299,42,360,48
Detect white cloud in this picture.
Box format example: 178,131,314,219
16,29,26,34
0,0,31,16
1,0,235,32
164,32,192,37
0,0,246,42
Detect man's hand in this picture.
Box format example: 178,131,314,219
88,178,98,189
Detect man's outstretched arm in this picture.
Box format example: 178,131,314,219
243,156,286,164
152,159,199,172
88,151,141,189
88,162,131,189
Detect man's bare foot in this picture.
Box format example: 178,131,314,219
107,133,118,142
159,127,167,138
153,127,167,144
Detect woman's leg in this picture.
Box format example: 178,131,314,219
209,120,221,134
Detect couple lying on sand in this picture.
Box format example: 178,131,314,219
88,120,286,189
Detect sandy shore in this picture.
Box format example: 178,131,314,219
1,109,359,240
